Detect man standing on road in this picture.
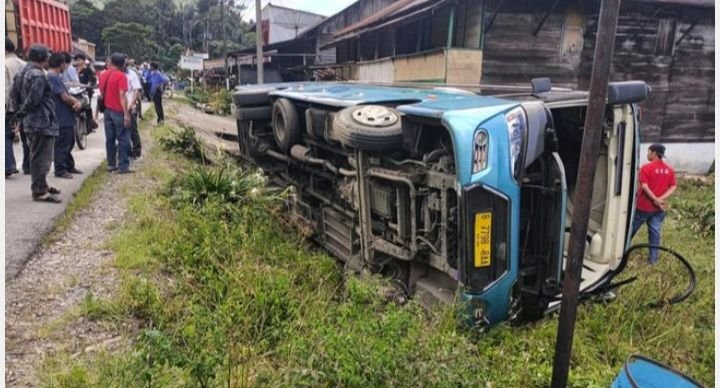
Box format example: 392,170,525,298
98,53,133,174
75,53,99,131
5,37,26,178
631,143,677,264
124,58,144,158
48,53,83,179
141,63,151,102
60,52,79,83
148,62,169,124
10,44,62,202
127,58,143,119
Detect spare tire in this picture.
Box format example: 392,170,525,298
272,98,301,153
232,88,274,107
333,105,403,151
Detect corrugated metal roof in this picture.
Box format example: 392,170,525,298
332,0,438,38
321,0,449,48
629,0,714,7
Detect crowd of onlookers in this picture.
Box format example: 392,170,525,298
6,38,169,203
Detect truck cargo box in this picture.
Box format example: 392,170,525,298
5,0,72,53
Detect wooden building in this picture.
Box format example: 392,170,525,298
232,0,714,167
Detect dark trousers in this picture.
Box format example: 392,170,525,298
5,116,17,174
153,90,164,123
27,133,55,196
143,82,151,101
137,98,143,119
20,128,31,173
54,125,76,175
129,109,141,157
104,109,131,172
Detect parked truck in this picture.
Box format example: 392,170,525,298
230,79,650,325
5,0,72,54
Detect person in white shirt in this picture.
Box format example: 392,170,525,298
124,57,144,158
60,52,79,83
6,37,27,177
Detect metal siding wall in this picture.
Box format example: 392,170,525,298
481,0,579,87
580,2,714,143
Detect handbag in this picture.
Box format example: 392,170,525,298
97,70,112,113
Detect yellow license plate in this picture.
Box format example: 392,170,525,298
474,212,492,268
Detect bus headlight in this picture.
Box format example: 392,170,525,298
505,107,527,180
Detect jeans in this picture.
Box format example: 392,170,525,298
104,109,131,172
153,90,164,122
6,116,17,174
631,210,666,264
129,109,141,157
27,133,55,196
54,125,76,175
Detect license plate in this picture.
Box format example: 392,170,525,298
474,212,492,268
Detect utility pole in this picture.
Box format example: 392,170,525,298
550,0,622,387
221,0,229,89
255,0,264,84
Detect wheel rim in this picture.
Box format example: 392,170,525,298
275,112,286,142
351,105,398,127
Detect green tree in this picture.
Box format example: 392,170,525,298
101,22,154,60
70,0,107,56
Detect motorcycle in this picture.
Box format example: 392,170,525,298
67,84,93,150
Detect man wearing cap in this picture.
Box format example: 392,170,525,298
98,53,132,173
10,44,62,202
48,52,83,179
631,143,677,264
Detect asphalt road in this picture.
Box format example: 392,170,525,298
5,104,150,280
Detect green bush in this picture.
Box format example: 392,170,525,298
158,125,205,162
208,89,232,116
169,164,282,208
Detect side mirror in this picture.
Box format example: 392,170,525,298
607,81,651,104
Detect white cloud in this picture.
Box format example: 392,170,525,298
243,0,356,22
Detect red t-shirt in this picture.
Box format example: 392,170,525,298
99,69,128,112
636,159,676,212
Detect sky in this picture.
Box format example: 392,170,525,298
242,0,357,21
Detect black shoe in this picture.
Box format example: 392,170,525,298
118,169,136,174
55,172,74,179
107,166,118,173
68,167,83,174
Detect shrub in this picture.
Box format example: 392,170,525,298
158,125,205,162
169,164,282,208
208,89,232,116
674,199,715,237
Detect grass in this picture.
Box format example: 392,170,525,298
38,126,715,387
42,165,109,246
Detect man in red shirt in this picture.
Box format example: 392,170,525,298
631,143,677,264
98,53,132,173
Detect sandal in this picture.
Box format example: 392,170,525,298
32,193,61,203
47,187,62,195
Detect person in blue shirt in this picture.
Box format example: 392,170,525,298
148,62,168,124
141,63,151,101
48,53,82,179
60,52,79,83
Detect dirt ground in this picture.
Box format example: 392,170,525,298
4,100,235,386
